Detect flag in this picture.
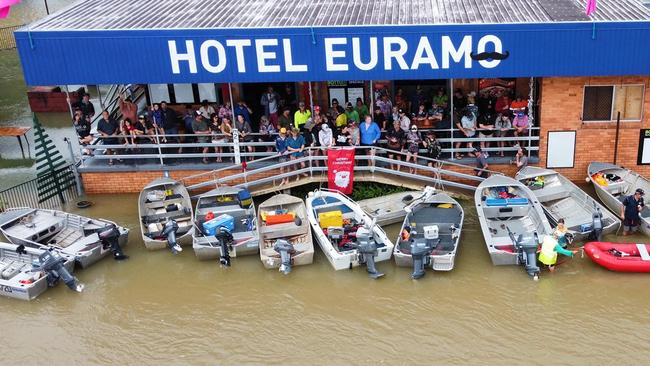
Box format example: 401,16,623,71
585,0,597,16
327,147,355,194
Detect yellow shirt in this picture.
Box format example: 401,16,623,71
335,113,348,128
294,110,311,128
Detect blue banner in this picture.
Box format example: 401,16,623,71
14,22,650,85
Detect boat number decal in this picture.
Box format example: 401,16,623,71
0,285,13,293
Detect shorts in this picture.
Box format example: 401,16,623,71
278,154,288,162
624,218,640,232
196,136,210,144
479,132,494,139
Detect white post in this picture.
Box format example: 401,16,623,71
308,81,314,110
449,78,454,159
228,82,240,164
370,80,374,115
64,85,74,120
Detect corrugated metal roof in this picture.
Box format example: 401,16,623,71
26,0,650,31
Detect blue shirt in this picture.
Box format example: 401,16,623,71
275,136,287,153
287,134,306,157
359,121,381,145
234,105,251,123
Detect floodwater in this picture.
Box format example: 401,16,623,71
2,2,650,364
1,192,650,365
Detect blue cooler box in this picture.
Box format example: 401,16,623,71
202,214,235,235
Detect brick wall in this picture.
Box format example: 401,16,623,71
538,76,650,181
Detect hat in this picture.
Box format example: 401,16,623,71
411,125,418,130
636,188,645,195
299,101,305,107
138,114,146,119
398,109,405,114
279,127,287,134
194,110,202,117
314,105,321,112
346,102,353,108
468,91,477,97
322,124,330,131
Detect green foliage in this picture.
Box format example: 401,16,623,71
350,183,407,201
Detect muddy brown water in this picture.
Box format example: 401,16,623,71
1,191,649,365
2,2,650,363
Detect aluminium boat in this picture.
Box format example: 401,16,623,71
257,194,313,274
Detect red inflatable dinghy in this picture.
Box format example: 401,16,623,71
584,242,650,272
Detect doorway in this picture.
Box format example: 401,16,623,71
240,82,297,130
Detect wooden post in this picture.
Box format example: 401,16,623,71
613,111,621,165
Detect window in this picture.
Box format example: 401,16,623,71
198,83,218,103
583,85,644,121
149,84,170,103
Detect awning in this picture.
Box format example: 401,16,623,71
14,0,650,85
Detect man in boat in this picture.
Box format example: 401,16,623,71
538,234,577,272
621,188,645,236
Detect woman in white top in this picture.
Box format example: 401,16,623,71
199,100,216,119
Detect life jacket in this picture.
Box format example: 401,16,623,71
538,235,559,265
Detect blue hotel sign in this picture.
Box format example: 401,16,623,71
14,22,650,85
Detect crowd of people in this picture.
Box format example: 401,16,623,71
71,85,533,171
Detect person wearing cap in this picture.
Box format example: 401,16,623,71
405,125,421,174
191,111,211,164
345,102,360,124
199,99,216,120
275,127,289,185
286,127,307,181
132,115,147,145
621,188,645,235
422,130,442,165
398,109,411,133
319,123,333,150
512,111,529,137
474,147,489,178
294,102,311,130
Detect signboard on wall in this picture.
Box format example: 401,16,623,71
546,131,576,169
637,129,650,165
15,22,650,85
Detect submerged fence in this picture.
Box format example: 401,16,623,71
0,24,23,50
0,164,80,211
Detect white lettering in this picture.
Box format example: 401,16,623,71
477,35,503,69
200,40,227,73
282,39,308,72
352,37,378,71
410,36,439,70
168,40,197,74
383,37,409,70
441,35,472,69
255,39,281,72
324,38,348,71
226,39,251,73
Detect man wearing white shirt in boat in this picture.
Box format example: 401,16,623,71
621,188,645,236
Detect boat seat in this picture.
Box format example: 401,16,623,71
482,206,528,219
605,181,627,196
636,244,650,261
534,186,570,203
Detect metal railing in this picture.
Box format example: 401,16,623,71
0,164,80,211
178,145,502,196
78,126,539,168
0,24,23,50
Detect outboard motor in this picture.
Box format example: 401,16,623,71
161,219,183,254
590,208,604,242
507,227,540,280
97,224,128,260
215,227,234,267
410,225,439,279
273,239,295,275
356,224,384,279
32,248,84,292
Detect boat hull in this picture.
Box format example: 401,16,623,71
588,162,650,236
306,190,394,271
584,242,650,272
143,232,193,251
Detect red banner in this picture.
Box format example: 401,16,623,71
327,148,355,194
